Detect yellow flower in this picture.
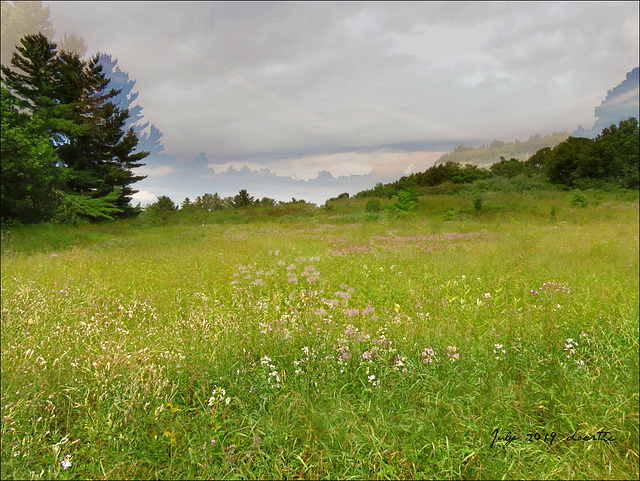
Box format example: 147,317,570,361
394,302,400,313
163,429,177,445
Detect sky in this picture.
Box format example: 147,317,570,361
35,2,640,204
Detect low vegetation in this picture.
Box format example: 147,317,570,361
2,188,638,480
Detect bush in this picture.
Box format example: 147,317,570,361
365,199,381,213
570,190,588,207
388,189,417,214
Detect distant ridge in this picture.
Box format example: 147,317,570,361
434,132,570,168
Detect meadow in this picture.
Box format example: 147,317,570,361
1,190,638,480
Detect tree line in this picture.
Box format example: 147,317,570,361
146,189,311,216
1,33,148,224
354,117,639,199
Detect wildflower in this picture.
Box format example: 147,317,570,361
361,350,376,361
483,293,491,299
60,454,72,470
344,325,358,337
445,345,460,361
422,347,436,364
337,345,351,362
564,338,577,357
208,386,228,406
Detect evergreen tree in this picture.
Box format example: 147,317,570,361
1,33,148,222
233,189,255,208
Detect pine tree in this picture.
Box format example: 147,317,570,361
1,33,148,222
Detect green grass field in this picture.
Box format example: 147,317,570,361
1,190,638,480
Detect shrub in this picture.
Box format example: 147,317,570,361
389,189,417,214
570,190,588,207
365,199,381,213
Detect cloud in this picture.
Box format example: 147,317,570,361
131,190,159,204
34,1,639,202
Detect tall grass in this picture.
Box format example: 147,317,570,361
1,191,638,479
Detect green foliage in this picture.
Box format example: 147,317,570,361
1,33,148,224
594,117,639,189
443,209,457,221
148,195,178,214
389,188,417,214
232,189,255,208
54,188,124,224
194,192,225,211
436,131,570,168
473,196,484,211
489,156,526,178
329,192,350,201
353,118,638,201
365,199,381,213
0,87,61,223
570,190,588,208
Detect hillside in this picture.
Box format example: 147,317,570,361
435,131,570,168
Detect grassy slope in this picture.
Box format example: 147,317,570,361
1,190,638,480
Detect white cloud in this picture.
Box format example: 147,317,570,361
34,1,639,203
131,190,158,204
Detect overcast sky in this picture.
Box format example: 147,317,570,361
42,1,639,205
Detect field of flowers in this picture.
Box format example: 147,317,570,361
1,193,638,479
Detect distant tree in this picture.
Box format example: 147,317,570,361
148,195,177,213
194,192,224,211
543,137,598,187
525,147,552,172
594,117,639,188
181,197,195,211
490,157,525,178
257,197,276,206
233,189,255,208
